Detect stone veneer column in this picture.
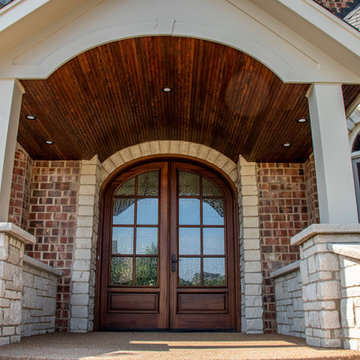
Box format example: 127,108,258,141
0,222,35,345
291,224,360,348
238,156,263,334
70,156,101,332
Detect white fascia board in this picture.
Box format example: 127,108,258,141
249,0,360,82
227,0,360,82
0,0,359,83
278,0,360,57
0,0,94,55
1,0,314,81
0,0,50,33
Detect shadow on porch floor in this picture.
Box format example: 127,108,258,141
0,332,358,360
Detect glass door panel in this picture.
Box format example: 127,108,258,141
170,163,235,331
179,228,201,255
111,170,159,287
177,170,226,288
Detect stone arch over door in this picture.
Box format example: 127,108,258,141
69,141,263,334
101,141,238,186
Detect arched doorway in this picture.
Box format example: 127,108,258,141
98,159,238,330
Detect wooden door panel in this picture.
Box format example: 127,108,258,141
177,293,228,312
172,314,234,330
109,293,159,312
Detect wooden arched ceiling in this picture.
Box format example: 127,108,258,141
18,36,360,162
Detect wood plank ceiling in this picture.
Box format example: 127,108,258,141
18,36,360,163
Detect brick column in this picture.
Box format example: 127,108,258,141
238,156,263,334
70,156,101,332
0,223,35,345
292,224,360,348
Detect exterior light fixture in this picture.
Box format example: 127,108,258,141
283,143,291,147
162,87,172,93
26,115,37,120
44,140,54,145
297,118,307,123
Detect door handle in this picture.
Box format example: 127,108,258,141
171,254,177,272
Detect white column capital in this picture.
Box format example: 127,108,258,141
305,82,343,98
0,78,25,95
15,79,25,95
307,82,358,224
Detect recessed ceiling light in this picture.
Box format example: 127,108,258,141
26,115,37,120
162,87,172,93
283,143,291,147
357,104,360,113
44,140,54,145
297,118,307,123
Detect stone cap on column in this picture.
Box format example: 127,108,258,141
0,222,35,245
23,254,62,276
328,243,360,261
269,260,300,279
291,224,360,246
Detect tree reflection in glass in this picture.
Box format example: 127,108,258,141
203,258,225,286
136,256,158,286
111,257,132,285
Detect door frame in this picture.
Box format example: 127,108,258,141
94,155,241,331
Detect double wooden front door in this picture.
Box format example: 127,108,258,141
99,160,237,330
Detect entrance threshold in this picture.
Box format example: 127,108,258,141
0,332,358,360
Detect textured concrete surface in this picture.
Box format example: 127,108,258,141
0,332,359,360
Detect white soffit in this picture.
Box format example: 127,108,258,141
0,0,49,34
0,0,358,83
251,0,360,81
0,0,95,52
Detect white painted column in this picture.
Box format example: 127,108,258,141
307,83,357,224
0,79,25,222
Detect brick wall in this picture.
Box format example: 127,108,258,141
303,153,320,225
26,160,80,331
8,145,33,231
257,163,309,333
315,0,358,14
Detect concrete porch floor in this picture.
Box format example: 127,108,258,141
0,332,359,360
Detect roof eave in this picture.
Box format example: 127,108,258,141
277,0,360,57
0,0,49,33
